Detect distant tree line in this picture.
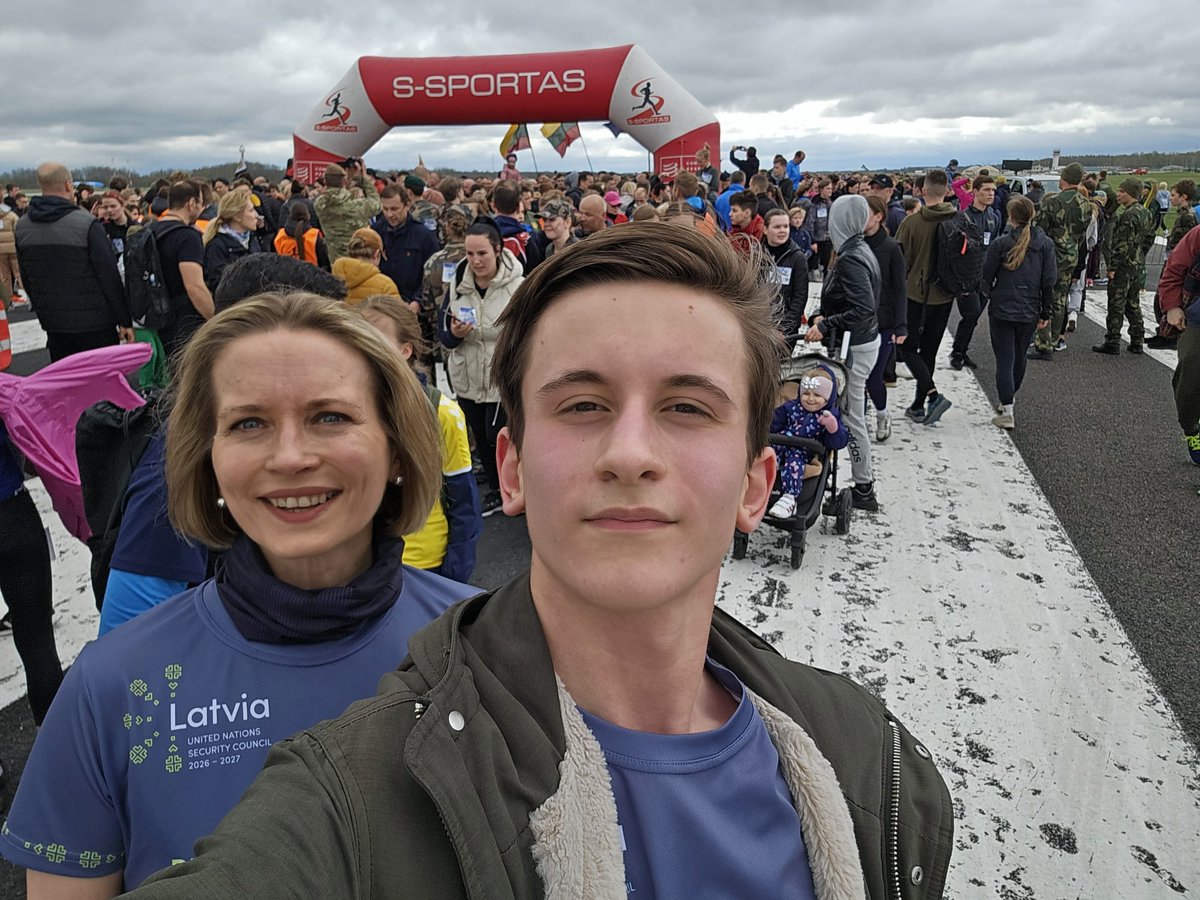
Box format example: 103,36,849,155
0,161,286,189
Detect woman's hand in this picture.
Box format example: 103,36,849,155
804,317,824,342
450,317,474,339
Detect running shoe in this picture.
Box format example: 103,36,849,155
904,405,927,424
875,411,892,443
992,410,1015,430
851,483,879,512
1054,338,1068,352
1026,347,1054,361
480,491,503,517
1187,433,1200,466
1066,312,1078,332
924,394,953,426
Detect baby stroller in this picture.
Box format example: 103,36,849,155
731,349,853,570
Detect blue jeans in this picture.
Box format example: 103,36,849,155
866,329,894,411
989,317,1038,405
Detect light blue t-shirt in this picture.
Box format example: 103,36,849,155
580,662,816,898
1,568,477,889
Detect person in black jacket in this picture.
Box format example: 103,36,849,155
202,188,263,293
863,195,907,443
13,162,133,361
981,195,1054,430
761,209,808,350
805,195,882,510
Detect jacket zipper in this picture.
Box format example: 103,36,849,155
887,720,903,900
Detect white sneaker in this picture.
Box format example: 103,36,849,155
768,494,797,518
16,288,28,301
1066,311,1078,333
875,411,891,443
992,404,1015,430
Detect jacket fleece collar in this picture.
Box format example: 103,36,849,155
402,575,867,899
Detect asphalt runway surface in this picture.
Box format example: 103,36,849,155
0,293,1195,896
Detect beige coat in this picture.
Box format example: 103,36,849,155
446,248,523,403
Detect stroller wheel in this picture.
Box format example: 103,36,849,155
834,488,853,535
732,530,749,560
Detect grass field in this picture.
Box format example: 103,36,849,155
1106,171,1200,234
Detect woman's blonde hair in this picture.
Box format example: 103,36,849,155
166,292,441,548
202,187,253,246
356,295,428,375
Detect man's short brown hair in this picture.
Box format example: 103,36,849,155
166,292,441,548
492,222,784,468
971,173,995,192
924,169,949,193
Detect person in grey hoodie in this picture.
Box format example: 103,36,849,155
981,195,1054,430
805,195,883,510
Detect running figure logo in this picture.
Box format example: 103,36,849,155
315,89,358,133
626,80,671,126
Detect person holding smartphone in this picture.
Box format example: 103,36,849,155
439,218,524,515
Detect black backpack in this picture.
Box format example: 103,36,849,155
124,220,187,330
932,210,992,296
75,392,162,609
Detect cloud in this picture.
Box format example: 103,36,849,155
6,0,1196,176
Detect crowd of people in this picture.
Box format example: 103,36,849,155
0,139,1196,896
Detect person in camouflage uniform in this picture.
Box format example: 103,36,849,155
1148,179,1198,349
314,161,380,261
420,205,471,365
1094,178,1155,354
1029,163,1092,357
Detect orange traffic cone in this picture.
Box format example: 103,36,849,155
0,306,11,370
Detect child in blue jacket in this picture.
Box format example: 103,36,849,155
767,366,849,518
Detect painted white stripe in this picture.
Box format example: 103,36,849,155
1078,287,1178,369
9,318,48,356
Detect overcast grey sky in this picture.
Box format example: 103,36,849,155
5,0,1197,176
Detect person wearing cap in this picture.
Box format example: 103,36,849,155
332,227,400,305
866,174,905,236
535,198,578,259
603,191,629,226
315,160,380,262
1094,178,1156,354
1025,162,1091,359
371,184,438,311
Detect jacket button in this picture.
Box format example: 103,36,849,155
448,710,465,732
911,866,924,885
914,743,930,759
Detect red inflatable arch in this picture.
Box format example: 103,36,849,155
291,45,719,182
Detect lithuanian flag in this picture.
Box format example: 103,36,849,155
499,124,531,157
540,123,581,157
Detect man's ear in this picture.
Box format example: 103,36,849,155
496,427,525,516
736,446,776,534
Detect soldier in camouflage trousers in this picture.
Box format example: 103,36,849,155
1031,163,1092,355
1094,178,1155,354
314,161,380,262
420,205,470,366
1148,179,1197,349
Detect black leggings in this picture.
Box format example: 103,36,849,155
458,398,506,492
989,317,1039,406
0,489,64,725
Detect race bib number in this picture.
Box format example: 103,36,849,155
457,306,477,326
817,207,828,218
776,266,793,285
442,262,456,283
983,232,991,246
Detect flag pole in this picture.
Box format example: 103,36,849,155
578,132,595,174
527,125,541,177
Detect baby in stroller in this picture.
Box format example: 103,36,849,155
767,365,849,519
